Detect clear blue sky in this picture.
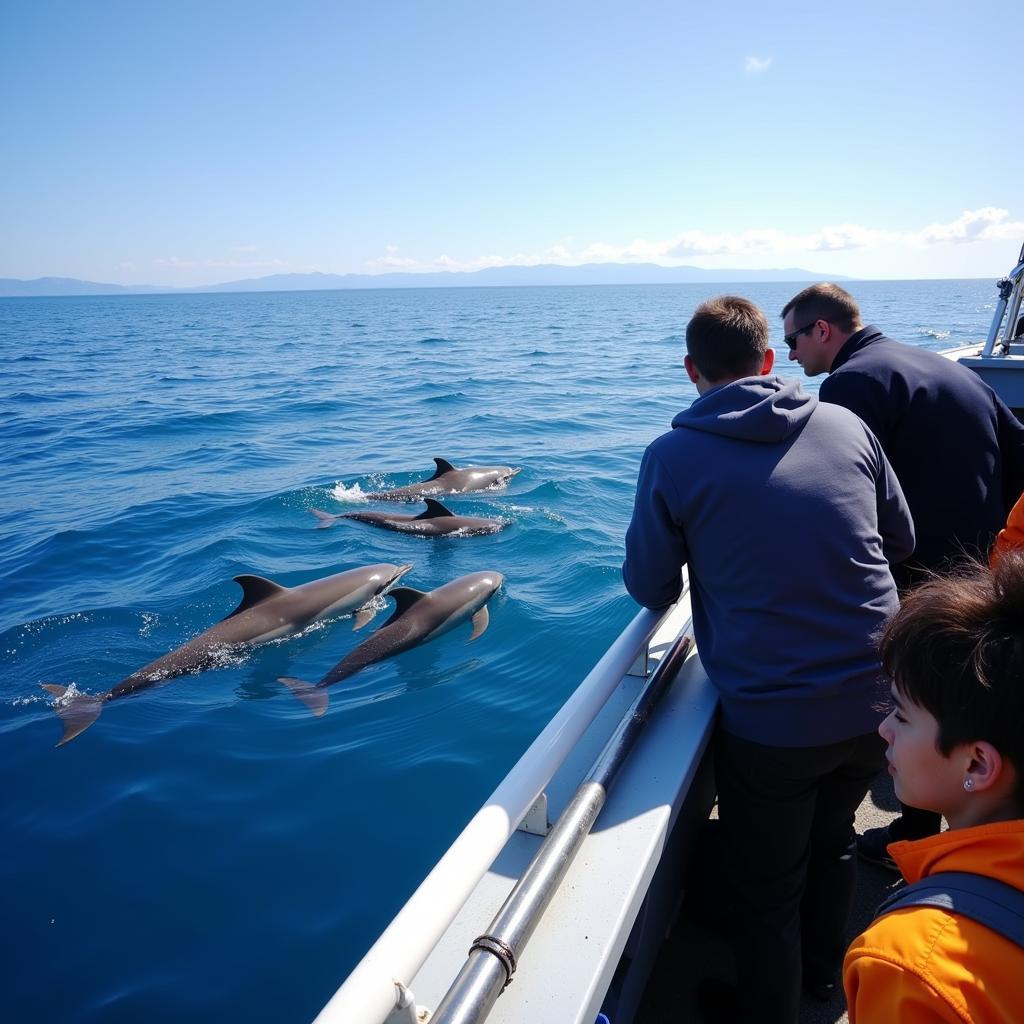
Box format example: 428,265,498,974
2,0,1021,285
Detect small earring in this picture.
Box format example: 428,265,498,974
964,778,974,792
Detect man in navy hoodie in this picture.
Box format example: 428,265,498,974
623,296,914,1023
781,282,1024,865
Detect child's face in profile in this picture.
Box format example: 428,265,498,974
878,685,967,823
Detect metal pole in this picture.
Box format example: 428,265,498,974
430,632,694,1024
983,253,1024,357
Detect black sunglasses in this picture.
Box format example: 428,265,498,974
784,319,822,349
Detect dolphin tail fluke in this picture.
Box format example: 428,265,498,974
40,684,105,746
468,605,490,641
278,677,329,717
310,508,339,529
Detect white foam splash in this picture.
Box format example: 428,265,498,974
204,643,248,669
917,328,951,340
51,682,85,706
330,481,370,503
12,694,45,706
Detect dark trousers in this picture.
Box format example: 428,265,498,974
714,727,886,1024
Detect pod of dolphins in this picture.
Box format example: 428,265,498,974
40,458,518,746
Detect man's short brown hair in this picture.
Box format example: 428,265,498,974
780,283,862,334
685,296,769,383
879,552,1024,801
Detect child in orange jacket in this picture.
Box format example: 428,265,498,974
990,490,1024,567
843,553,1024,1023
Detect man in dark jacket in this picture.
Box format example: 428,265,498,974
623,296,914,1023
782,282,1024,864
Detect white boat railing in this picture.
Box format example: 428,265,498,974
314,596,684,1024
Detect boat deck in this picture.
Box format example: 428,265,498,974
944,342,1024,414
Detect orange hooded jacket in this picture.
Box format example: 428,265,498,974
990,492,1024,567
844,820,1024,1023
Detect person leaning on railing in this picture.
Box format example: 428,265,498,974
623,296,914,1023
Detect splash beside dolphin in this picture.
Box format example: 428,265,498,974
41,562,412,746
280,569,504,715
365,458,520,502
310,498,506,536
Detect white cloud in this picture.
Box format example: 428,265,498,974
356,208,1023,276
366,246,419,269
916,207,1023,245
745,56,772,73
155,255,288,270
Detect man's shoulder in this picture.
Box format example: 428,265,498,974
800,396,872,439
647,422,701,453
841,332,970,377
827,333,980,399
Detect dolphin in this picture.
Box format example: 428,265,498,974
279,569,505,715
365,458,521,502
40,562,413,746
310,498,506,536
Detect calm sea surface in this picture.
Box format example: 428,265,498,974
0,280,998,1021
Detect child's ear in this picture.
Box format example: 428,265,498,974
964,741,1006,793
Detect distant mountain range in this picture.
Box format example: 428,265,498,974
0,263,849,298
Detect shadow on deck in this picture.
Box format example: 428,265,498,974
635,771,905,1024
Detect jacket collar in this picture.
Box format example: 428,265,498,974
829,324,887,373
889,819,1024,889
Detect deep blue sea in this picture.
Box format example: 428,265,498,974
0,280,998,1022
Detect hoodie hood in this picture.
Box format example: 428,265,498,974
671,375,816,443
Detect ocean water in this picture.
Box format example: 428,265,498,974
0,279,999,1022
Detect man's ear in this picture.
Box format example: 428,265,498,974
683,353,701,385
759,347,775,376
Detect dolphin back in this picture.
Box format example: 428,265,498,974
428,457,458,479
226,575,288,618
416,498,456,519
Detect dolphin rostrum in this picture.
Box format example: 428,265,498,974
310,498,506,536
40,562,413,746
279,569,505,716
365,458,520,502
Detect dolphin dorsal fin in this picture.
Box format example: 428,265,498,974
229,575,286,617
429,457,457,479
383,586,428,622
417,498,456,519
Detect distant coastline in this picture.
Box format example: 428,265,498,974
0,262,856,298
